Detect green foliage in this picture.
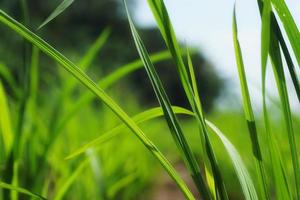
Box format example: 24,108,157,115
0,0,300,199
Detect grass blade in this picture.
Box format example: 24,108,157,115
271,0,300,67
125,4,209,198
269,27,300,199
68,105,259,200
0,181,46,200
0,81,14,156
38,0,75,29
206,121,258,200
147,1,228,198
0,9,194,199
258,0,292,199
232,6,269,199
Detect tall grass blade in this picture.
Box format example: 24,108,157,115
271,0,300,66
146,1,228,198
38,0,75,29
0,181,46,200
259,0,292,199
232,6,269,199
125,3,210,198
267,15,300,102
0,10,194,199
269,28,300,199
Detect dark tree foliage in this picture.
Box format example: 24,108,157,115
0,0,224,112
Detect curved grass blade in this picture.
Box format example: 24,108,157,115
232,6,269,199
205,121,258,200
125,2,209,199
0,10,194,199
38,0,75,29
146,1,228,198
68,105,259,200
0,181,46,200
45,50,173,157
66,106,191,159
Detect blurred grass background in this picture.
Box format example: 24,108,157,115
0,0,299,199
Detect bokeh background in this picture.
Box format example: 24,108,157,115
0,0,299,199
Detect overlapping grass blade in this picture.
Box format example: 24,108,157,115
126,3,209,198
62,27,111,99
232,6,268,199
0,9,194,199
0,181,46,200
206,121,258,200
38,0,75,29
146,0,228,199
66,106,192,159
0,81,14,156
270,17,300,102
259,0,292,199
269,28,300,199
68,105,258,200
186,49,216,199
270,0,300,66
45,50,173,156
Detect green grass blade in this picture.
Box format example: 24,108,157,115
0,181,46,200
270,16,300,102
186,49,216,199
147,1,228,199
68,105,259,200
125,4,209,198
0,81,14,156
0,10,194,199
232,6,269,200
258,0,292,199
44,50,173,157
271,0,300,67
269,28,300,199
206,121,258,200
38,0,75,29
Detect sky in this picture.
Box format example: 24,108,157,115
134,0,300,111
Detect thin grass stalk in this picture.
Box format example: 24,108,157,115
146,1,228,198
125,3,209,198
232,6,269,200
